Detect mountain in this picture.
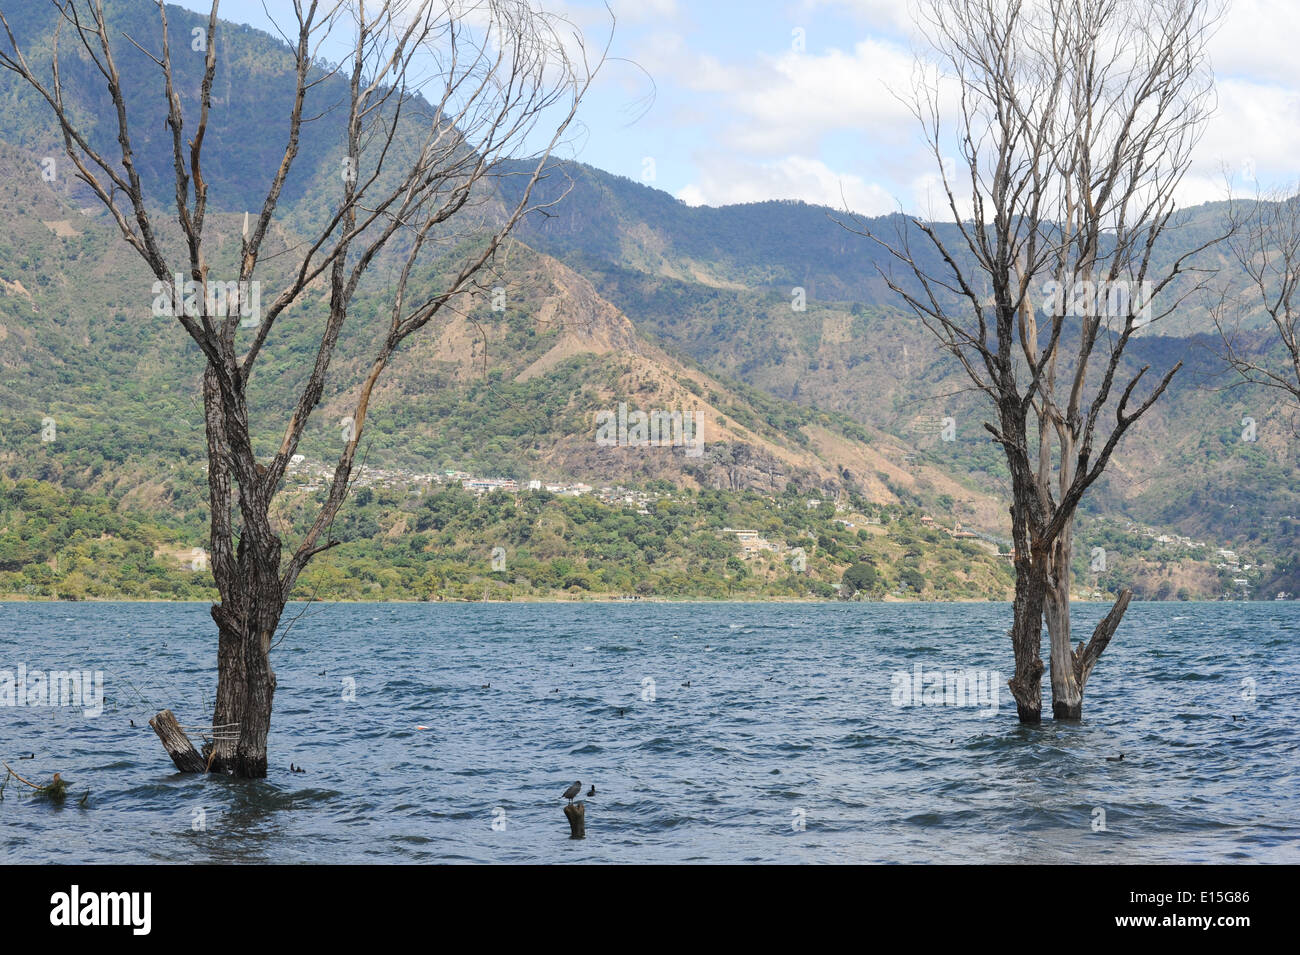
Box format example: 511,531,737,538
503,161,1300,566
0,0,1293,601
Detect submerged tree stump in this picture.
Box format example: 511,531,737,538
1054,588,1134,720
149,709,205,774
564,801,585,839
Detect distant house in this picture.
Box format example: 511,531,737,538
723,528,775,555
462,478,518,494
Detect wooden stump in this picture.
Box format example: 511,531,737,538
149,709,206,774
564,801,585,839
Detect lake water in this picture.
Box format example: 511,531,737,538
1,600,1296,863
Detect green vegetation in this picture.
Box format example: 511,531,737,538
0,478,211,600
0,2,1292,604
0,476,1018,602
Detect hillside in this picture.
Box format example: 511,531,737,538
0,0,1292,601
502,161,1300,578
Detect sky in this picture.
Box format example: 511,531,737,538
176,0,1300,216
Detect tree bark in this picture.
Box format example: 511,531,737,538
1053,588,1132,718
1008,550,1046,723
203,363,284,778
207,565,282,777
564,801,586,839
1045,533,1075,717
149,709,206,774
1004,400,1046,724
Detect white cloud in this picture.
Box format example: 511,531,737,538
676,154,896,214
727,41,921,154
907,163,974,222
635,33,922,157
1191,78,1300,197
608,0,679,24
619,0,1300,214
1209,0,1300,88
795,0,915,33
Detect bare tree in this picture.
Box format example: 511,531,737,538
1217,188,1300,420
0,0,601,776
847,0,1221,721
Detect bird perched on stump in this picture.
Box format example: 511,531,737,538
562,780,582,804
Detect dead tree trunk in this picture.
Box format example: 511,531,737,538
207,563,283,777
201,363,286,778
1044,535,1076,718
847,0,1219,724
208,614,278,777
149,710,205,774
564,801,586,839
1003,395,1049,723
0,0,598,778
1052,588,1132,718
1008,558,1046,722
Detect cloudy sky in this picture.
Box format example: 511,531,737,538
181,0,1298,215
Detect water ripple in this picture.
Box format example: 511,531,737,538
0,600,1296,863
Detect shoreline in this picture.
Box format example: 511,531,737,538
0,594,1278,605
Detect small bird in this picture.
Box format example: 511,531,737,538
481,682,490,689
129,720,135,727
290,763,306,773
682,680,691,687
1106,753,1125,762
562,780,582,804
618,708,625,717
586,785,595,797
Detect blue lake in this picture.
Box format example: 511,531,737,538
1,600,1296,863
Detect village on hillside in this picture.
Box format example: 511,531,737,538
266,455,1286,601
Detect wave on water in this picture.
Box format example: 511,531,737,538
1,600,1295,863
